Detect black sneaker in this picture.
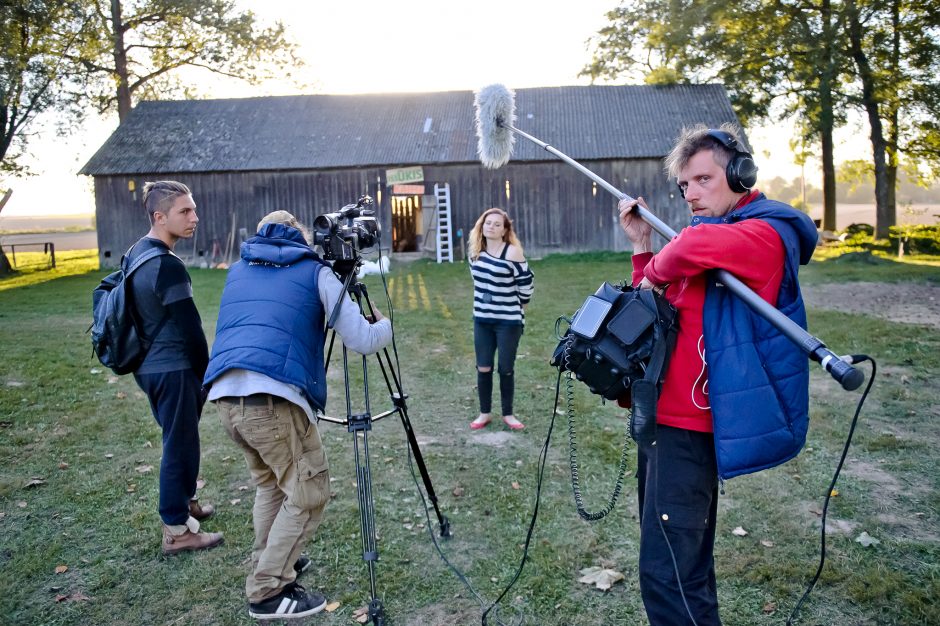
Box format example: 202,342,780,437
293,555,311,576
248,583,327,620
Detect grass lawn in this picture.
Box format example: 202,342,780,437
1,248,938,625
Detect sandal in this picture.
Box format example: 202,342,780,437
502,415,525,430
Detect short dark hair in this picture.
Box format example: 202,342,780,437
142,181,192,220
664,123,745,179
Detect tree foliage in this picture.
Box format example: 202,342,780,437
582,0,940,236
0,1,89,174
1,0,303,174
71,0,304,122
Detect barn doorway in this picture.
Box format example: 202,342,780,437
390,192,422,252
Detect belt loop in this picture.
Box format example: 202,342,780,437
239,396,245,416
266,394,274,411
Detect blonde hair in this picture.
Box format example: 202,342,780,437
467,208,523,262
664,122,744,179
257,210,312,244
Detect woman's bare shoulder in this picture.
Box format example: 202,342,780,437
505,244,526,262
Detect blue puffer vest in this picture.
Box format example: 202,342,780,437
204,223,328,410
694,195,818,479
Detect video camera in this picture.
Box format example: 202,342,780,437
313,195,380,261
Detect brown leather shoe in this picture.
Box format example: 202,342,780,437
162,526,224,555
189,499,215,521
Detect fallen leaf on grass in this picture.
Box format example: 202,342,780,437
763,601,777,614
760,539,774,548
54,565,68,574
135,465,153,474
578,566,625,591
55,594,69,602
452,486,465,497
732,526,748,537
324,601,340,612
58,462,69,470
17,501,27,508
115,391,127,399
855,531,880,547
230,499,241,505
196,478,206,489
830,489,840,497
511,482,520,490
24,477,46,488
104,454,114,459
90,368,102,375
352,605,370,623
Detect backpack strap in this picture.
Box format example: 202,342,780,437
121,245,168,276
120,245,172,346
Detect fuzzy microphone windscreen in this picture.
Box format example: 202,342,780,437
474,84,516,169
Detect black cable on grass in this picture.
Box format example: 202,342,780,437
787,356,876,626
407,370,567,626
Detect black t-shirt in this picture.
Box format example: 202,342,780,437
126,237,207,375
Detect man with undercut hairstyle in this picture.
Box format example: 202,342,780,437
126,180,223,554
618,124,817,624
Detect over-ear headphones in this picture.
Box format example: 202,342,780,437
677,129,758,198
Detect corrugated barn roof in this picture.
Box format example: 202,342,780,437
80,84,741,175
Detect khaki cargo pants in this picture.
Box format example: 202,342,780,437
217,394,330,603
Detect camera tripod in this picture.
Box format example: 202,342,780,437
319,259,451,626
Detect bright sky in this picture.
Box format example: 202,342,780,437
1,0,868,217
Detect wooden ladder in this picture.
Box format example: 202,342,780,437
433,183,454,263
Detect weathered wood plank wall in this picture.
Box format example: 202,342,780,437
94,159,688,266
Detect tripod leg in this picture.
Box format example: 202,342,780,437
356,283,451,539
349,416,382,612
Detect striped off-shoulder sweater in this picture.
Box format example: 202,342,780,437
469,244,535,325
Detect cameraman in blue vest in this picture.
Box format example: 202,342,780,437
204,210,392,620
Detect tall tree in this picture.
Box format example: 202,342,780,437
0,1,89,174
71,0,303,123
843,0,940,237
581,0,852,231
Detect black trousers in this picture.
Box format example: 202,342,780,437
134,369,204,526
637,425,721,626
473,320,523,415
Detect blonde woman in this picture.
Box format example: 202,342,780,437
467,208,534,430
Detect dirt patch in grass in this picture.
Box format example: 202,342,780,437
802,281,940,329
399,601,488,626
467,431,520,447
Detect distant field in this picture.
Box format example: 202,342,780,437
0,214,95,232
0,215,97,252
807,203,940,229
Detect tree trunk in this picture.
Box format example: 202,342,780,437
885,0,900,225
820,0,837,231
0,247,12,276
846,0,893,238
110,0,131,123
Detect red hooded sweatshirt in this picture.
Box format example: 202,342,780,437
624,191,787,433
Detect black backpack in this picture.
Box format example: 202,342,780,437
551,282,678,442
90,246,169,375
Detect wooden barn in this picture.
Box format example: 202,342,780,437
80,84,745,267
